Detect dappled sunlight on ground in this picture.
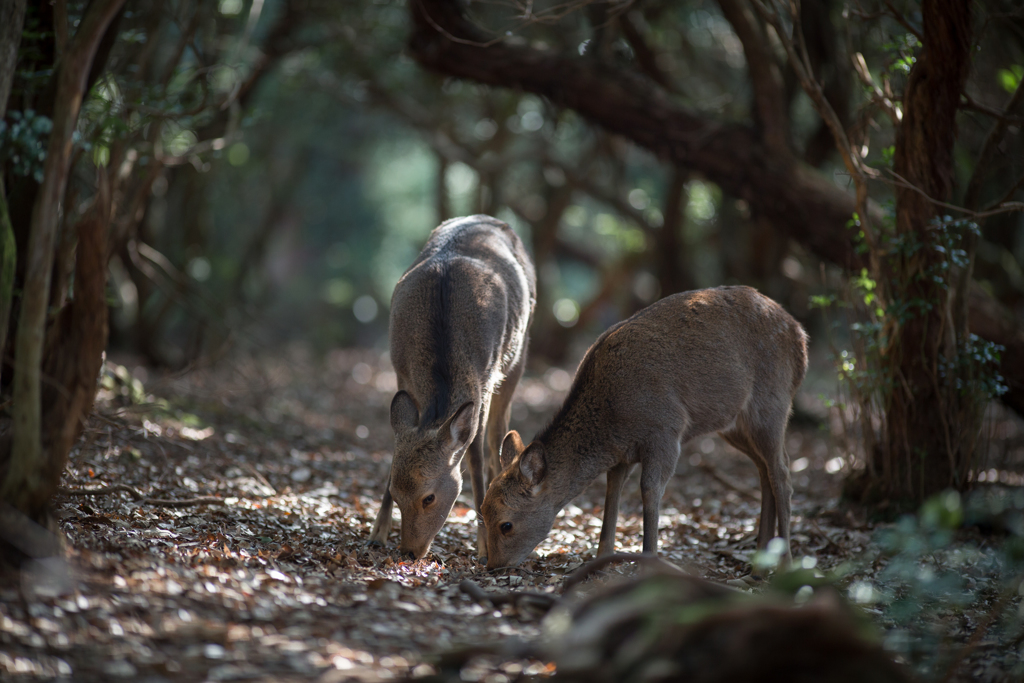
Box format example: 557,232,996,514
1,348,1022,681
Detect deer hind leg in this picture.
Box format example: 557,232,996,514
598,462,635,557
726,410,793,567
639,432,683,555
719,427,777,553
485,351,525,482
368,469,394,546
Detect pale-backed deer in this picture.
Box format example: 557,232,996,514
481,286,808,571
368,215,536,561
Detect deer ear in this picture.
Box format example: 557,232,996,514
519,444,546,487
499,431,525,471
440,401,475,458
390,391,419,432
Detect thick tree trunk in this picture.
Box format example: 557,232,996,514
2,0,126,522
405,0,1024,419
40,186,111,494
877,0,974,500
0,0,27,385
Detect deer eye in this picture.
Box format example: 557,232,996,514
500,522,513,534
422,494,435,508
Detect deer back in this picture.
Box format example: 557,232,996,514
483,286,807,567
387,215,536,556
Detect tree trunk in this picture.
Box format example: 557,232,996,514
0,0,27,385
656,168,693,297
0,0,27,113
874,0,974,501
2,0,126,524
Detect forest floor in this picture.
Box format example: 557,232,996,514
2,347,1023,682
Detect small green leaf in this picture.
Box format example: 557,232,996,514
998,65,1024,94
93,145,110,167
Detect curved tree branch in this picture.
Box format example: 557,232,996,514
409,0,868,272
405,0,1024,417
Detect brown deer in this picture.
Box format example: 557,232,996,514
481,286,808,571
368,215,536,561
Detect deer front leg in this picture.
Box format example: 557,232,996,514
598,463,634,557
639,436,681,555
466,429,488,561
368,470,394,546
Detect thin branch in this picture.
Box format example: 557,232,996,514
882,0,923,42
980,174,1024,216
964,76,1024,211
960,92,1024,125
851,51,901,125
413,1,505,47
883,169,1024,222
750,0,879,255
617,10,677,93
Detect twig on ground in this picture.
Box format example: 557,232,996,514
698,462,761,501
243,462,277,494
143,496,226,508
89,411,129,428
486,565,549,577
712,547,750,562
940,578,1021,683
459,579,558,614
58,485,226,507
562,552,687,592
808,520,844,551
59,484,144,500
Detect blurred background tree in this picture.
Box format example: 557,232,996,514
1,0,1023,537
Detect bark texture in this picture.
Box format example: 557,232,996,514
0,0,27,113
0,0,27,383
2,0,125,520
878,0,974,499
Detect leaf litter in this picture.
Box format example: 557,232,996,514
1,347,1022,681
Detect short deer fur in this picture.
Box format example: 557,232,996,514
368,215,536,561
481,286,808,570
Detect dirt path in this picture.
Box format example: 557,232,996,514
1,349,1019,681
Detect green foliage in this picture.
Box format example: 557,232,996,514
881,145,896,168
100,362,147,405
881,32,921,75
997,65,1023,94
815,202,1001,477
940,334,1008,399
845,212,871,254
847,491,1024,679
0,110,53,182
